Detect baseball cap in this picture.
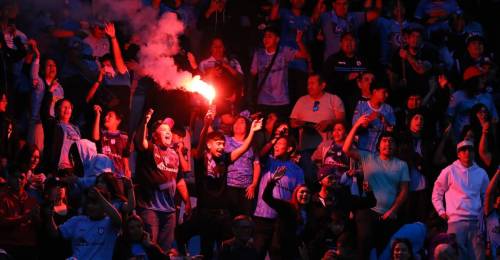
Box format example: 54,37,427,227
456,140,474,151
152,117,175,132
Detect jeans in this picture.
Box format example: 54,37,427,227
139,208,176,252
448,220,485,260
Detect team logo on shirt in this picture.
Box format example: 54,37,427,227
153,146,179,177
98,227,104,235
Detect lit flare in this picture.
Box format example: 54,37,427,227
186,76,216,104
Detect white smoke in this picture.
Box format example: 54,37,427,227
92,0,194,90
15,0,194,90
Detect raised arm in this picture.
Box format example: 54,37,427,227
479,121,492,167
135,109,154,151
29,39,42,84
175,141,191,172
86,68,105,103
193,108,214,159
294,30,310,59
270,1,280,21
92,187,122,227
230,119,263,162
104,22,127,74
121,177,136,215
92,105,102,141
485,169,500,216
311,0,325,23
262,167,295,216
342,115,370,160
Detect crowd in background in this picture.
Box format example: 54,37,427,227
0,0,500,259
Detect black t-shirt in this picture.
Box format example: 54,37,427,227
195,152,232,209
134,141,181,205
322,51,368,99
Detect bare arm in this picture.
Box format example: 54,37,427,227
259,137,278,158
193,110,214,159
382,182,409,220
485,169,500,215
93,187,122,227
121,178,136,214
270,2,280,21
104,23,127,74
343,115,370,160
311,0,325,23
176,178,191,216
86,69,104,103
246,160,261,199
176,142,191,172
231,119,263,162
479,123,492,167
433,124,452,165
402,50,431,75
92,105,102,141
294,31,309,59
135,109,154,151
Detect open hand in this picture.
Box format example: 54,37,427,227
104,22,116,38
271,166,287,182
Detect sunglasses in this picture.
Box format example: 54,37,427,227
313,101,320,112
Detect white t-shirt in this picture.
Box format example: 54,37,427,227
60,216,118,260
290,93,345,149
290,92,344,123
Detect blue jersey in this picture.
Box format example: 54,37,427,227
278,9,312,71
251,46,297,105
254,158,305,219
352,101,396,152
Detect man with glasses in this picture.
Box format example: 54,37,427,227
290,73,345,185
432,140,489,260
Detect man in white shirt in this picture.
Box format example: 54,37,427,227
290,73,345,184
432,140,489,260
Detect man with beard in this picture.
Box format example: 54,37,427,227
343,115,410,259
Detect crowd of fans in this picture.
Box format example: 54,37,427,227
0,0,500,259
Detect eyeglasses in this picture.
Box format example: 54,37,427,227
313,101,320,112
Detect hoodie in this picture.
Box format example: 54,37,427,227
432,160,489,223
74,139,114,188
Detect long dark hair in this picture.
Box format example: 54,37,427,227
16,144,40,172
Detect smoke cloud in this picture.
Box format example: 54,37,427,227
92,0,194,90
15,0,194,90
